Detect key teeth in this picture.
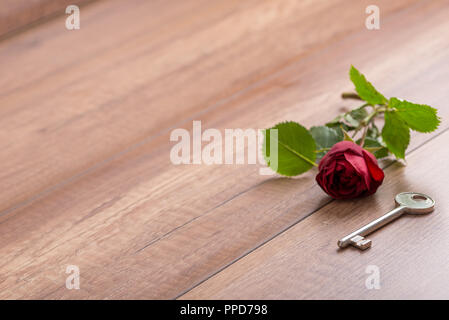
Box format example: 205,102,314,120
357,239,372,250
350,235,372,250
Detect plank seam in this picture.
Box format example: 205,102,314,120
134,178,274,254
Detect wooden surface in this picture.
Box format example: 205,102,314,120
183,131,449,299
0,0,93,38
0,0,448,299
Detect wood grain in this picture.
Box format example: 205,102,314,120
0,0,93,38
0,0,448,299
182,129,449,299
0,0,417,213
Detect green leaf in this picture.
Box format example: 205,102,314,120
381,111,410,159
390,97,440,133
367,123,380,139
310,126,343,159
344,105,369,127
364,146,383,152
263,121,316,176
349,66,387,105
326,121,354,133
358,137,389,159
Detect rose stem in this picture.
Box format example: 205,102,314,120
341,92,362,100
359,126,368,147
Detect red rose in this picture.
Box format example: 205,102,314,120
316,141,384,199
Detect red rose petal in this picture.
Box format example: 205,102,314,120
343,152,371,189
362,150,385,182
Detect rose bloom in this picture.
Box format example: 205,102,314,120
316,141,384,199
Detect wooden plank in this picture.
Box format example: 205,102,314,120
0,0,416,213
1,0,448,299
182,129,449,299
0,0,93,38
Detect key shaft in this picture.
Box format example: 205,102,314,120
338,205,406,249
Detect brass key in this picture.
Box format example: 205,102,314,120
338,192,435,250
